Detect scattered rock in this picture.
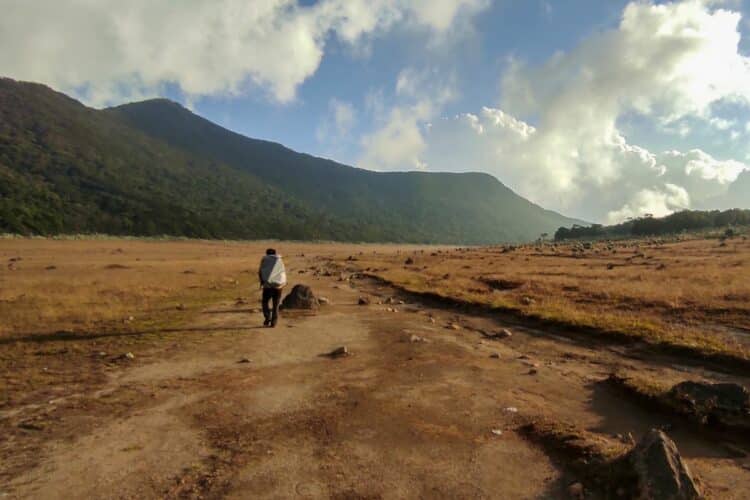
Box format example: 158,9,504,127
666,380,750,429
405,257,415,265
627,429,701,499
410,334,427,343
280,285,320,310
448,323,461,330
503,407,518,413
176,303,185,311
489,353,500,359
358,297,370,306
45,265,57,271
119,352,135,361
483,329,512,340
326,346,349,358
491,429,503,436
521,296,535,306
318,297,330,305
528,368,538,375
238,358,251,364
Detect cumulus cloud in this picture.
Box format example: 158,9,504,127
0,0,488,106
359,67,455,170
317,98,357,142
410,0,750,222
607,184,691,223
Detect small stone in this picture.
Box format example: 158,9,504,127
358,297,370,306
327,346,349,358
503,407,518,413
484,329,512,340
448,323,461,330
176,303,185,311
528,368,538,375
410,335,427,343
491,429,503,436
489,353,500,359
238,358,251,364
319,297,330,305
120,352,135,360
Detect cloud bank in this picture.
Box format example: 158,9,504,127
0,0,488,106
384,0,750,222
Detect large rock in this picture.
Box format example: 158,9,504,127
628,429,701,499
667,381,750,428
280,284,319,310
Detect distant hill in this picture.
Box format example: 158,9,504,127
1,77,581,243
555,209,750,241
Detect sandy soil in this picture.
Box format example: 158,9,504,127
2,251,750,499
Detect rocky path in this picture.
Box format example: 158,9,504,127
4,267,750,498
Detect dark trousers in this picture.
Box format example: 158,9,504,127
262,287,282,324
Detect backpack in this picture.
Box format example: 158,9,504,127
261,255,287,288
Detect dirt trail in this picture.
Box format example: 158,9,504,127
4,265,750,499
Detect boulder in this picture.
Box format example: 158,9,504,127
628,429,701,499
667,381,750,428
280,285,319,310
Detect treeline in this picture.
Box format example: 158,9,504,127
555,209,750,241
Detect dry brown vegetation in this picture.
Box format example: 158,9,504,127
0,238,428,407
353,235,750,363
3,236,750,498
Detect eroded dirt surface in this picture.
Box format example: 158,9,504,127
3,261,750,499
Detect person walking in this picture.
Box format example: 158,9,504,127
258,248,287,327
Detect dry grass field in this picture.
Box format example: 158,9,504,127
0,238,433,406
3,235,750,499
354,234,750,363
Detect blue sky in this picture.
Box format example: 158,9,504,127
190,0,632,158
2,0,750,221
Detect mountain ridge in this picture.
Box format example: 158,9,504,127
1,77,582,243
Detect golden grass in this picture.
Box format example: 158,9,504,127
0,238,430,339
0,238,436,407
354,236,750,361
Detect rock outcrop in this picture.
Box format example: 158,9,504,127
280,285,319,310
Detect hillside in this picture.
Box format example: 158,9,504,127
0,79,347,240
1,77,580,243
108,99,581,243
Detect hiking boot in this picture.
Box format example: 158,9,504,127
263,319,271,327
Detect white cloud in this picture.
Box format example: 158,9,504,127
0,0,488,106
607,184,691,223
406,0,750,222
359,68,455,170
317,98,357,143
